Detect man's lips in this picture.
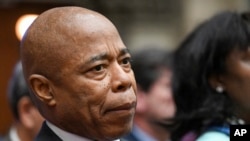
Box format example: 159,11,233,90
105,102,136,114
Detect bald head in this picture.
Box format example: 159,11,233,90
21,6,119,83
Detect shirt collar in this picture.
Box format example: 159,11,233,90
46,121,92,141
9,126,20,141
46,121,120,141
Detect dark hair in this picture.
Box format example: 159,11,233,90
131,47,172,92
171,11,250,140
7,61,30,120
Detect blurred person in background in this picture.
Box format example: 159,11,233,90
170,11,250,141
124,47,175,141
3,61,44,141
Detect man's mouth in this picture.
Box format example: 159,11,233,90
105,102,136,114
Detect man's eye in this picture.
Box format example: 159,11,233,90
93,65,103,71
122,58,132,65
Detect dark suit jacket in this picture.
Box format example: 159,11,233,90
1,124,61,141
36,122,129,141
2,133,11,141
35,122,62,141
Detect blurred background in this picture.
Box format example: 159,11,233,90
0,0,249,135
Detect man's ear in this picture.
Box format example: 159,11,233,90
209,74,225,93
29,74,56,106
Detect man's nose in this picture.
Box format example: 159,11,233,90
110,62,132,92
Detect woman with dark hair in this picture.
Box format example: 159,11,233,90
171,11,250,141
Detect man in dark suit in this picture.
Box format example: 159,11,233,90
3,61,44,141
20,6,137,141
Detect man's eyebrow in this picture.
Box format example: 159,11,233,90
119,48,130,56
78,53,108,71
82,48,129,67
87,53,108,64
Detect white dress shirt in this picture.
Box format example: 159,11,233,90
9,126,20,141
46,121,120,141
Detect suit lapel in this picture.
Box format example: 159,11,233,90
35,122,62,141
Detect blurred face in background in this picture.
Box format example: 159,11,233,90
136,68,175,124
145,69,175,121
